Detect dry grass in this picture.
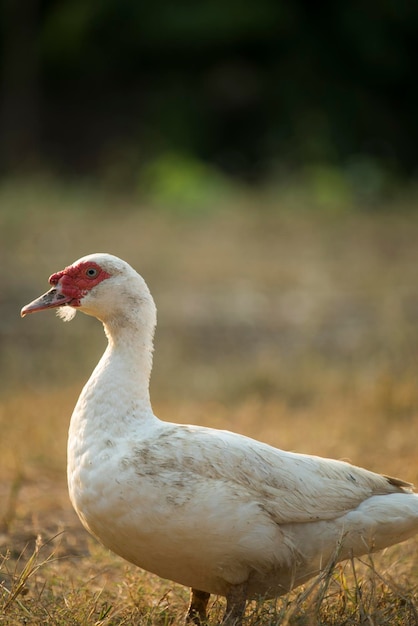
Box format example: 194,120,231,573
1,179,418,623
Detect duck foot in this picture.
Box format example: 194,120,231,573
186,588,211,624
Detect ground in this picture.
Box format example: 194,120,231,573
1,181,418,623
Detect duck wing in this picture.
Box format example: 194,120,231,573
140,422,414,526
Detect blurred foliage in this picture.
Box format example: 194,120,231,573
0,0,417,191
138,152,237,213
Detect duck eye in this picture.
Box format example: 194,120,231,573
86,267,98,278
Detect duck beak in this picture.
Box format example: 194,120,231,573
21,287,74,317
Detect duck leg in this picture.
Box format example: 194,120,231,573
186,588,211,624
222,582,247,625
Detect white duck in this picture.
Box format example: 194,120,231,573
21,253,418,625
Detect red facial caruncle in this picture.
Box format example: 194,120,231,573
21,260,111,317
49,261,111,307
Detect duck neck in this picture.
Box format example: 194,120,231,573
100,316,156,417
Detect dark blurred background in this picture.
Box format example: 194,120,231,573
1,0,417,195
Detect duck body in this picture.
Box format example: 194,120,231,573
21,253,418,622
68,349,418,599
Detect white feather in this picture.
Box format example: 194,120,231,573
56,305,77,321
